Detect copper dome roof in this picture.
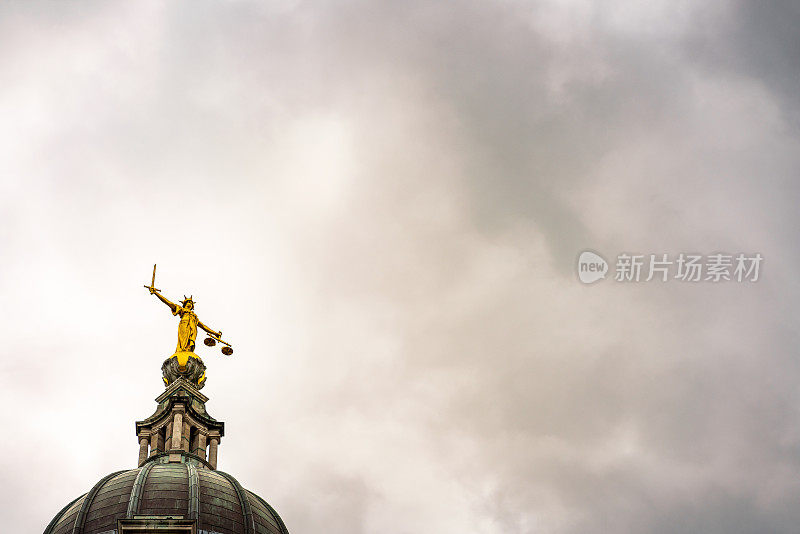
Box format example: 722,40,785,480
45,454,289,534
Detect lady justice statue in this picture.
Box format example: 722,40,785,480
144,265,233,389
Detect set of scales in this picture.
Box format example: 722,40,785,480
144,265,232,389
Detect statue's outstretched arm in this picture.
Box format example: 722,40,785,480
197,319,221,338
151,290,178,313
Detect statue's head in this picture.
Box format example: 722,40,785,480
181,295,195,309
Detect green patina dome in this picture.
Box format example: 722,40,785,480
45,453,289,534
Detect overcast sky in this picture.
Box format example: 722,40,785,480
2,1,800,533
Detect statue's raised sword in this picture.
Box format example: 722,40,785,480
143,264,161,293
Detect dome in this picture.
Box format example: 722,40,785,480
44,452,289,534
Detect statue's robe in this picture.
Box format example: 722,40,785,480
173,305,198,352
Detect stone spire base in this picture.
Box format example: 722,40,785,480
135,378,224,469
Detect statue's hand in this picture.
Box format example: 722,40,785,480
149,287,156,294
217,330,222,339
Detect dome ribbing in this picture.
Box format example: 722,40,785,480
44,457,289,534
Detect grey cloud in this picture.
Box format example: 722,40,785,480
689,0,800,126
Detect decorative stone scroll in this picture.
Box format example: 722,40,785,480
162,353,207,389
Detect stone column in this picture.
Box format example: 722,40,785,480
171,412,183,450
182,420,191,452
150,431,159,456
197,433,207,460
138,434,150,466
208,436,219,469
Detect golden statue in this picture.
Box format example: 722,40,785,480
144,265,232,388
